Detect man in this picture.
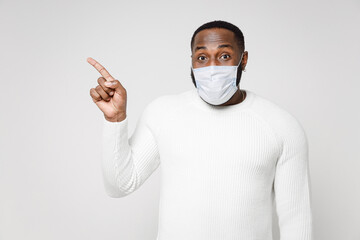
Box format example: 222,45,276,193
88,20,313,240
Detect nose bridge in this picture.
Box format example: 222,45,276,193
207,57,221,66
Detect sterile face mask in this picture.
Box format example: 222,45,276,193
192,52,244,105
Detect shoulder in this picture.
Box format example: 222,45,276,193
139,90,191,134
248,92,308,146
146,89,192,112
141,89,191,121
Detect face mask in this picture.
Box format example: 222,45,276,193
192,52,243,105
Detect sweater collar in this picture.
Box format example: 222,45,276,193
188,87,255,112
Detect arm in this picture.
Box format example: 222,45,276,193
101,102,161,198
274,119,314,239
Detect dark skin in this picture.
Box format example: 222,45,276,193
191,28,248,106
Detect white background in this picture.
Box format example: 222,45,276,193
0,0,359,239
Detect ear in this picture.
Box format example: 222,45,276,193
242,51,248,70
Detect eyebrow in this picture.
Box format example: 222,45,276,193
194,44,234,52
218,44,234,49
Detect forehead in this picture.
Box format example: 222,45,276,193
193,28,237,48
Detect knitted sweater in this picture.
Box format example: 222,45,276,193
101,88,313,240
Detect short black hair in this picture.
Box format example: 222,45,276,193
190,20,245,54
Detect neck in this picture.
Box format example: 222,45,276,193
218,88,246,106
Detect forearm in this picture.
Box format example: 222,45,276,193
275,164,314,239
101,110,161,198
102,116,137,198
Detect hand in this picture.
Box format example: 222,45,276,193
88,57,127,122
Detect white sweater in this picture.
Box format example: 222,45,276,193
102,88,314,240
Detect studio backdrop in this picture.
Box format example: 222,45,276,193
0,0,359,239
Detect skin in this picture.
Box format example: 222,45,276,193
191,28,248,106
88,57,127,122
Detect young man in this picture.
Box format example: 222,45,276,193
88,20,314,240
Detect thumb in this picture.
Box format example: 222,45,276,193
104,80,125,94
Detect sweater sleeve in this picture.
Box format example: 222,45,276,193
101,102,161,198
273,118,314,240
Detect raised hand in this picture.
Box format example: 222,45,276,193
88,57,127,122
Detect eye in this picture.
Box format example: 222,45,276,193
197,56,207,61
220,54,231,60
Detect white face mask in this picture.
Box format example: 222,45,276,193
192,53,244,105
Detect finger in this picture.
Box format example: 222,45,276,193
90,88,102,103
87,57,115,82
97,77,114,96
103,79,126,95
95,85,111,101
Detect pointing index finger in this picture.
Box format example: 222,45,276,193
87,57,115,81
